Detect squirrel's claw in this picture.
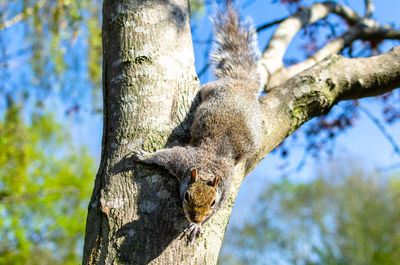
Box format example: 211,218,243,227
181,223,202,244
130,150,151,161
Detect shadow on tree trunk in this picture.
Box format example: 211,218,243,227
109,92,201,264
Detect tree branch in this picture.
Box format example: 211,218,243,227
248,46,400,173
364,0,375,18
359,27,400,40
256,17,287,32
336,47,400,100
0,187,80,204
259,1,361,87
267,25,400,89
0,0,46,31
328,1,361,25
358,104,400,157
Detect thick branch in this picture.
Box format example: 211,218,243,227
336,47,400,99
248,46,400,172
267,25,400,89
256,17,286,32
259,3,331,80
328,1,361,25
267,27,358,88
258,1,361,86
359,27,400,40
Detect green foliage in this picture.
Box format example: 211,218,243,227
0,106,95,264
86,4,102,91
219,170,400,265
190,0,205,17
0,0,102,108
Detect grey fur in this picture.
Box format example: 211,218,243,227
212,7,260,92
131,6,262,242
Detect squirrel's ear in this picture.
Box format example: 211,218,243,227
190,168,198,182
211,175,220,187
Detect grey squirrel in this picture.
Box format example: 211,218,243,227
132,5,262,242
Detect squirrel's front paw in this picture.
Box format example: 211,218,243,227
181,223,202,244
130,150,152,161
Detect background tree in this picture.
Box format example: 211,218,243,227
218,167,400,265
82,0,400,264
0,1,101,263
0,103,95,265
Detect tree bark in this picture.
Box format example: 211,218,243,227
82,0,239,264
82,0,400,264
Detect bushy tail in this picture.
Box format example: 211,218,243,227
212,6,260,90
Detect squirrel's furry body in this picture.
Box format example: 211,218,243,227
132,6,261,242
191,78,261,159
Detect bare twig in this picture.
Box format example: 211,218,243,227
0,186,80,204
0,0,46,31
376,162,400,172
197,63,210,78
364,0,375,18
256,17,287,32
324,19,338,38
327,1,361,25
281,144,312,175
358,104,400,158
259,1,362,88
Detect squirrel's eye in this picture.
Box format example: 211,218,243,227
184,191,189,202
210,199,216,207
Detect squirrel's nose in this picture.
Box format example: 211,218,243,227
188,214,203,224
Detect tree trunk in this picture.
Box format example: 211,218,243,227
82,0,244,264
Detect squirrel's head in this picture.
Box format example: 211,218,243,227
181,168,220,225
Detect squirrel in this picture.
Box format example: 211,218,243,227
131,5,262,242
